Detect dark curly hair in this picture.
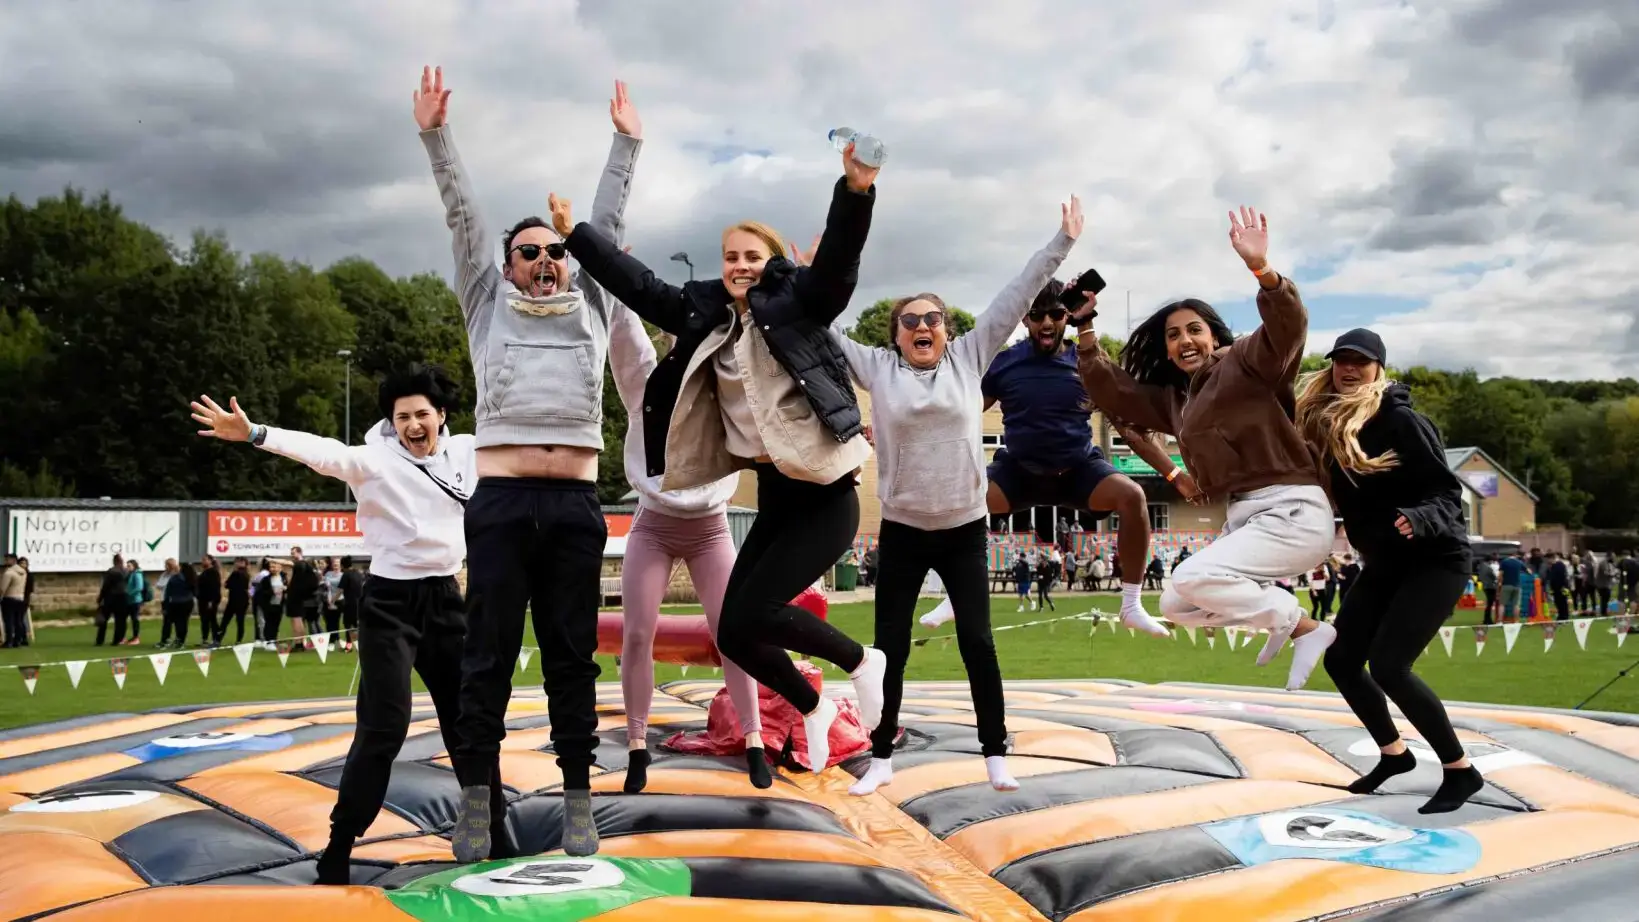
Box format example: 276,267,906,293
377,363,461,419
1120,298,1235,392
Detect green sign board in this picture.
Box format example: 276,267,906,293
1109,453,1187,477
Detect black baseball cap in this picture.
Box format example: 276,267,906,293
1326,328,1386,365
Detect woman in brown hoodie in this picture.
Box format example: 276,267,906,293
1074,207,1337,690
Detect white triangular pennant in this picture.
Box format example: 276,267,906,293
150,653,172,685
1439,626,1456,656
519,648,534,672
1619,622,1630,648
680,665,689,676
1474,626,1487,656
1225,627,1241,650
1127,627,1135,638
1185,626,1197,646
194,649,212,677
65,660,87,689
1502,622,1521,654
234,643,254,674
1106,617,1117,634
20,666,39,695
277,641,291,667
111,658,128,690
1206,628,1217,649
1573,618,1591,650
313,637,329,663
1543,624,1556,654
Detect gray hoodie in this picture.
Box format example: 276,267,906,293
421,126,642,450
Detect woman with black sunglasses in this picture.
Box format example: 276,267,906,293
824,195,1084,796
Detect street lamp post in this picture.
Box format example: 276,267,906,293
670,251,694,281
337,349,353,503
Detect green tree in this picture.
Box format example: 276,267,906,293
845,297,977,348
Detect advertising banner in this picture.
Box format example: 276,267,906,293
208,510,365,558
1460,471,1500,498
8,509,181,572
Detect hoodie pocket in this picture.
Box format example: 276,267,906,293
496,343,599,421
890,439,981,516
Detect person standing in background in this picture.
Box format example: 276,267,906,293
196,555,222,647
159,561,197,649
220,557,252,646
0,556,25,648
323,557,344,643
95,553,127,646
339,556,366,653
287,546,323,642
124,560,148,646
1337,554,1361,602
1474,554,1499,625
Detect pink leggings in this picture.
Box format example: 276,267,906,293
622,505,761,740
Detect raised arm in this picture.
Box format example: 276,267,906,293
587,80,643,246
607,300,659,414
827,320,884,390
1073,321,1180,434
191,395,379,486
1224,206,1307,386
415,67,502,338
793,143,880,323
957,196,1082,371
559,201,693,334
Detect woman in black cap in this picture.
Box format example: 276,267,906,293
1295,328,1483,814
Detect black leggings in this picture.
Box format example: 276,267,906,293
1036,568,1055,611
716,463,866,715
160,602,193,645
220,597,249,643
1323,562,1468,764
872,518,1005,758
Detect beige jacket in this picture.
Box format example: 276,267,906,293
661,312,872,492
0,565,25,601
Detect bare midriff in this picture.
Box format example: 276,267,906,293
476,444,599,481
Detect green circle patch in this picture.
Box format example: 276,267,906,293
386,855,692,921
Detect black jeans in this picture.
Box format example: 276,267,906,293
220,597,249,644
260,597,283,641
455,478,605,791
871,518,1005,758
328,575,504,839
1,599,25,647
1323,561,1468,764
197,598,220,644
1552,586,1570,620
716,464,866,715
160,602,193,645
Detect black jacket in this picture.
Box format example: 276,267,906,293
1328,383,1471,568
226,569,250,603
565,177,873,477
196,565,222,603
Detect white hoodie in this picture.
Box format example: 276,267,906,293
608,302,739,518
259,419,477,580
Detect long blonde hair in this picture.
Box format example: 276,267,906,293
722,221,788,264
1295,368,1399,477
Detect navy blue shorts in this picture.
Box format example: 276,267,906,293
987,448,1118,515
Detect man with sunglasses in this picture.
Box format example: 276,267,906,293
415,66,644,860
976,281,1169,637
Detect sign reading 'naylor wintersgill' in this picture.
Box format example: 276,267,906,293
7,509,181,572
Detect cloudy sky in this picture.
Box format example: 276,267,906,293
4,0,1636,379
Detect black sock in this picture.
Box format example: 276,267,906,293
1347,750,1417,794
623,749,650,794
1419,765,1484,814
314,834,352,885
746,746,773,789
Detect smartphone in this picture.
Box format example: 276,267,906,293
1059,268,1106,318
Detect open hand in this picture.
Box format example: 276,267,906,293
1228,205,1269,267
548,194,574,238
413,66,451,131
191,395,254,442
1174,471,1205,505
1395,514,1414,538
609,79,642,139
1062,194,1084,239
842,142,879,193
788,233,822,267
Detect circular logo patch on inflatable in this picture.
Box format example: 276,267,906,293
12,790,161,814
1258,810,1415,850
386,856,691,922
150,732,255,749
1201,807,1482,875
122,730,293,763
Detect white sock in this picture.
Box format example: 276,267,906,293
1257,608,1302,666
919,597,956,629
1119,583,1169,637
802,696,838,772
848,757,895,796
1286,621,1337,690
1031,599,1038,611
850,648,888,731
986,755,1019,791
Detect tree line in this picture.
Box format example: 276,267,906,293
3,189,1637,530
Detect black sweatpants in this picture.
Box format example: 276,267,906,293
197,598,220,644
871,517,1005,758
1323,561,1468,764
1,599,25,648
716,463,866,716
160,602,192,645
329,574,505,840
454,478,605,791
220,597,249,644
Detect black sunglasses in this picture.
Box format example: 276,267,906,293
511,242,567,262
898,310,945,331
1027,307,1069,322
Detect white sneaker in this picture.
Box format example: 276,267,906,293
848,757,894,796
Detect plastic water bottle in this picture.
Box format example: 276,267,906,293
829,127,888,168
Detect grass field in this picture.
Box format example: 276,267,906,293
1,591,1634,728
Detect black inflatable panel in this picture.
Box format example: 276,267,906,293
902,765,1214,838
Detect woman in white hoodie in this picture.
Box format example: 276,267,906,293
827,195,1084,795
607,301,769,791
191,364,502,884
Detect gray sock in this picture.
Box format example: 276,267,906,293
562,789,599,857
452,784,492,863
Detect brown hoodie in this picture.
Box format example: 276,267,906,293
1077,276,1323,502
